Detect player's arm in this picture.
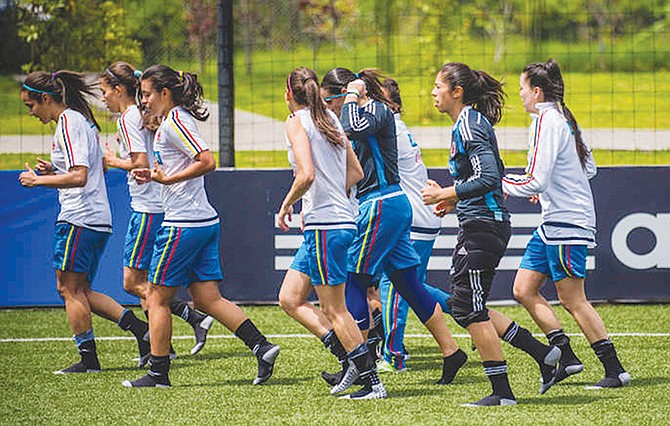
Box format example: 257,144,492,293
106,151,149,171
151,150,215,185
19,165,87,188
278,116,315,231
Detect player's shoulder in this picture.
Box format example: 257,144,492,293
457,108,491,140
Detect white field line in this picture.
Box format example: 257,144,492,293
0,332,668,343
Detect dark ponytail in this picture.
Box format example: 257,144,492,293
288,67,345,146
140,64,209,121
381,78,402,114
22,70,100,130
438,62,505,126
100,61,140,99
321,67,392,107
523,59,588,168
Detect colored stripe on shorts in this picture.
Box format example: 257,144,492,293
558,245,574,277
153,227,179,284
315,230,328,284
60,224,76,270
355,200,381,274
129,213,147,267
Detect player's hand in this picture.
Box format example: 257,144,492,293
433,200,456,217
35,157,54,175
19,163,40,187
421,179,444,205
150,160,170,184
278,203,293,232
131,168,152,184
528,194,539,204
346,79,367,98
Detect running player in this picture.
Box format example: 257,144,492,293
100,61,213,362
421,62,517,406
502,59,630,390
277,67,386,399
122,65,279,388
321,68,466,397
19,70,149,373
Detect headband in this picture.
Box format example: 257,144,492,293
22,84,57,96
105,68,121,83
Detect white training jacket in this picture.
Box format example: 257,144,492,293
502,102,597,247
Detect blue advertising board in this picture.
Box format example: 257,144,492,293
1,167,668,306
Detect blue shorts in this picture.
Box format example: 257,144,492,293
149,223,223,287
290,229,356,286
519,230,588,282
123,211,164,270
348,190,420,276
53,222,110,283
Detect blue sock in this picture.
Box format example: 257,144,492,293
74,328,95,347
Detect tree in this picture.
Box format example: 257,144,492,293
184,0,216,74
17,0,142,72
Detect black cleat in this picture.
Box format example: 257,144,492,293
122,372,171,388
330,361,359,394
585,372,631,390
339,383,387,400
461,394,517,407
321,369,365,387
253,342,280,385
53,361,101,375
190,315,214,355
554,361,585,384
539,345,562,394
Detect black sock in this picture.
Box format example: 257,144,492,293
234,319,267,354
321,329,347,369
483,360,514,399
170,301,206,327
118,309,149,341
547,329,580,363
591,339,625,377
348,343,380,387
149,354,170,378
438,348,467,384
78,339,100,369
503,322,550,366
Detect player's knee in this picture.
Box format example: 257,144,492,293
278,291,299,315
452,309,489,328
513,282,534,305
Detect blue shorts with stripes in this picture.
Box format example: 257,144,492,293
347,190,420,276
123,211,164,270
149,223,223,287
519,230,587,282
291,228,356,286
52,222,110,283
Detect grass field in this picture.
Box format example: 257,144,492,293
0,304,668,425
2,149,670,171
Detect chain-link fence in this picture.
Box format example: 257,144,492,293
2,0,669,166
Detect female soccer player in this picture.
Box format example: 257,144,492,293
100,61,213,361
277,67,386,399
421,62,517,406
19,70,149,373
502,59,630,389
321,68,466,396
122,65,279,388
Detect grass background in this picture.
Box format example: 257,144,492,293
0,304,668,425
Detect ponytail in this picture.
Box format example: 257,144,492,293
321,67,393,107
288,67,345,146
523,59,588,168
141,65,209,121
100,61,140,100
438,62,505,126
381,78,402,114
22,70,100,130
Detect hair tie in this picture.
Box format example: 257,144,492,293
177,70,184,80
23,83,57,96
52,72,59,79
134,70,143,78
354,72,359,79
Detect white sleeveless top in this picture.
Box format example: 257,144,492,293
286,108,356,231
117,105,163,214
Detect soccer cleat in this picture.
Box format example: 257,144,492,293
122,371,171,388
330,361,359,394
190,315,214,355
376,359,407,374
539,345,562,394
585,372,631,390
339,383,387,400
53,361,101,375
461,394,517,407
137,336,151,368
252,342,280,385
554,361,585,384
